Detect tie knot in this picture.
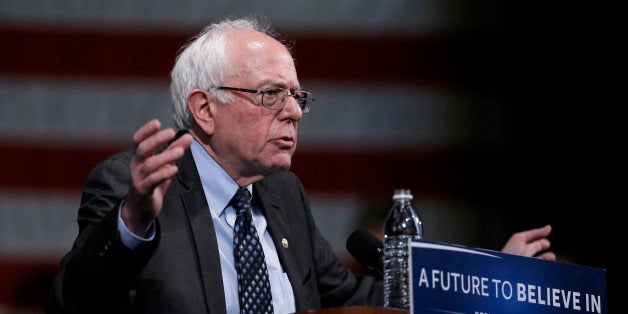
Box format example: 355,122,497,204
232,188,252,216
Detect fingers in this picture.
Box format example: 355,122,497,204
131,122,193,182
132,119,163,151
127,120,192,203
524,229,557,261
537,251,556,261
501,224,556,261
134,122,177,162
169,132,194,152
123,121,190,234
139,144,183,178
138,134,193,182
523,224,552,241
526,238,551,257
137,162,179,191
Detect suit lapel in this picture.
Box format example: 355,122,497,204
177,150,227,314
253,181,303,303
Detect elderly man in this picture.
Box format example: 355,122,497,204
46,17,554,314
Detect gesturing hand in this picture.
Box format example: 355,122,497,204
121,119,193,236
501,224,556,261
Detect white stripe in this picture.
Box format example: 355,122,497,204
0,77,172,145
0,189,480,259
0,190,79,256
411,241,501,258
0,77,506,148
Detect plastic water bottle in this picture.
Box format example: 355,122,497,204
383,188,422,310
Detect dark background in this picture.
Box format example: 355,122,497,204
502,3,614,272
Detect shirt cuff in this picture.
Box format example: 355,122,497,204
117,201,156,250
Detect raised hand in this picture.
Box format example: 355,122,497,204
501,224,556,261
121,119,193,236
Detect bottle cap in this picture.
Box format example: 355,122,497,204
392,189,413,200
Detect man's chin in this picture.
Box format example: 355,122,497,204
267,157,292,172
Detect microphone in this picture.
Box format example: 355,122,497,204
346,229,384,278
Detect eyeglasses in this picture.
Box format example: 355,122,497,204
214,86,314,113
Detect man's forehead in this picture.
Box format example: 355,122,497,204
228,30,284,54
229,36,294,65
223,29,297,84
246,40,265,51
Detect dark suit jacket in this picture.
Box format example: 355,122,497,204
46,148,382,313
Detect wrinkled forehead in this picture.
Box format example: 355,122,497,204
226,29,296,76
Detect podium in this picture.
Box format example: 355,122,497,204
297,306,408,314
300,240,607,313
409,239,607,313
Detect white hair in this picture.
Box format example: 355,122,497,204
169,17,278,130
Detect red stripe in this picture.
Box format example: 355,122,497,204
0,143,503,201
0,25,501,87
0,259,59,308
0,142,125,191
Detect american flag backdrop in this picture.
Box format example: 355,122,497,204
0,1,612,312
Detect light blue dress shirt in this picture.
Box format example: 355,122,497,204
118,139,296,313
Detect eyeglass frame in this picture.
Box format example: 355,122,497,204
212,86,313,113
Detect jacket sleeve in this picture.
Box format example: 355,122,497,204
46,149,159,314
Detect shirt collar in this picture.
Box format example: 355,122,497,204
190,139,252,216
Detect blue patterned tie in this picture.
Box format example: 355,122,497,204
232,188,274,314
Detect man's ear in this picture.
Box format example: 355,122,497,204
187,89,215,135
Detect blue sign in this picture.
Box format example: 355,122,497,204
410,239,607,314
